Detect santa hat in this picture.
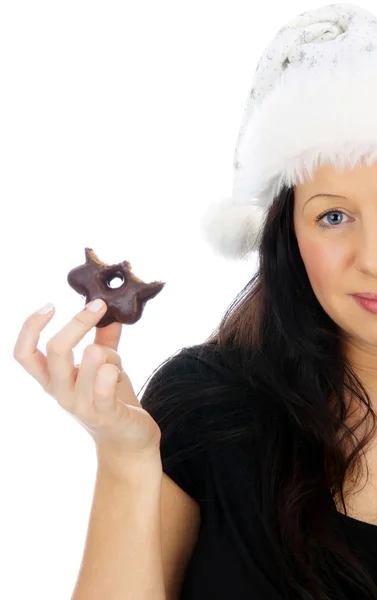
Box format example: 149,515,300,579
201,3,377,260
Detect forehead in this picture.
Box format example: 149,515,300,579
294,160,377,201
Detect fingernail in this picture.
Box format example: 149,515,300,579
86,299,105,312
36,302,54,314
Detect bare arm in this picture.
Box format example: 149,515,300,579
71,453,165,600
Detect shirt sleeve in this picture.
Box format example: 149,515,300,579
140,344,218,502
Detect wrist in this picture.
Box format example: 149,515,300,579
96,446,163,485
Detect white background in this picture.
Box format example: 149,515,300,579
0,1,361,598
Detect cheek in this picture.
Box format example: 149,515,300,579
298,238,344,297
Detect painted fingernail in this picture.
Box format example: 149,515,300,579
86,299,105,312
36,302,54,314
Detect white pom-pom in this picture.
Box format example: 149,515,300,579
200,198,265,260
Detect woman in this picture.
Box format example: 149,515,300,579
13,3,377,599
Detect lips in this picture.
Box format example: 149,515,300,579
352,294,377,315
352,293,377,300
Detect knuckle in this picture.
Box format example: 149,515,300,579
72,395,87,414
46,339,60,355
73,312,90,327
13,322,35,362
74,389,88,408
83,344,106,362
54,391,75,411
22,316,34,330
95,363,119,386
74,407,90,424
12,348,23,362
107,348,122,366
46,385,59,401
102,363,119,376
99,358,113,368
96,362,112,378
45,380,58,399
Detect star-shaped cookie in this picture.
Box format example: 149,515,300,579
67,248,165,327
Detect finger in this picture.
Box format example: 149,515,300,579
93,320,122,351
93,363,121,414
75,344,122,404
77,345,141,412
13,304,56,389
46,300,108,396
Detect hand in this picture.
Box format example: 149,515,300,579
13,300,162,472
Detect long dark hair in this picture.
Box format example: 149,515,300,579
140,185,377,599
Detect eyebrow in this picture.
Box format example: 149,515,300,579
303,193,347,212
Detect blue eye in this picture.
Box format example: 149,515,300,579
315,209,350,229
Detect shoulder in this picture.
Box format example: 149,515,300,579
140,340,240,421
139,342,262,501
141,340,243,396
140,341,221,421
145,341,224,379
140,342,227,500
140,342,220,402
140,341,256,453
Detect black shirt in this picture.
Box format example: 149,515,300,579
141,343,377,599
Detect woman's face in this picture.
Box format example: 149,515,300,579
294,159,377,352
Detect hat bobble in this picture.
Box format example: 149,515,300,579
200,198,266,260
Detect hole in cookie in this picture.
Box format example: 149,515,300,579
107,274,124,289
